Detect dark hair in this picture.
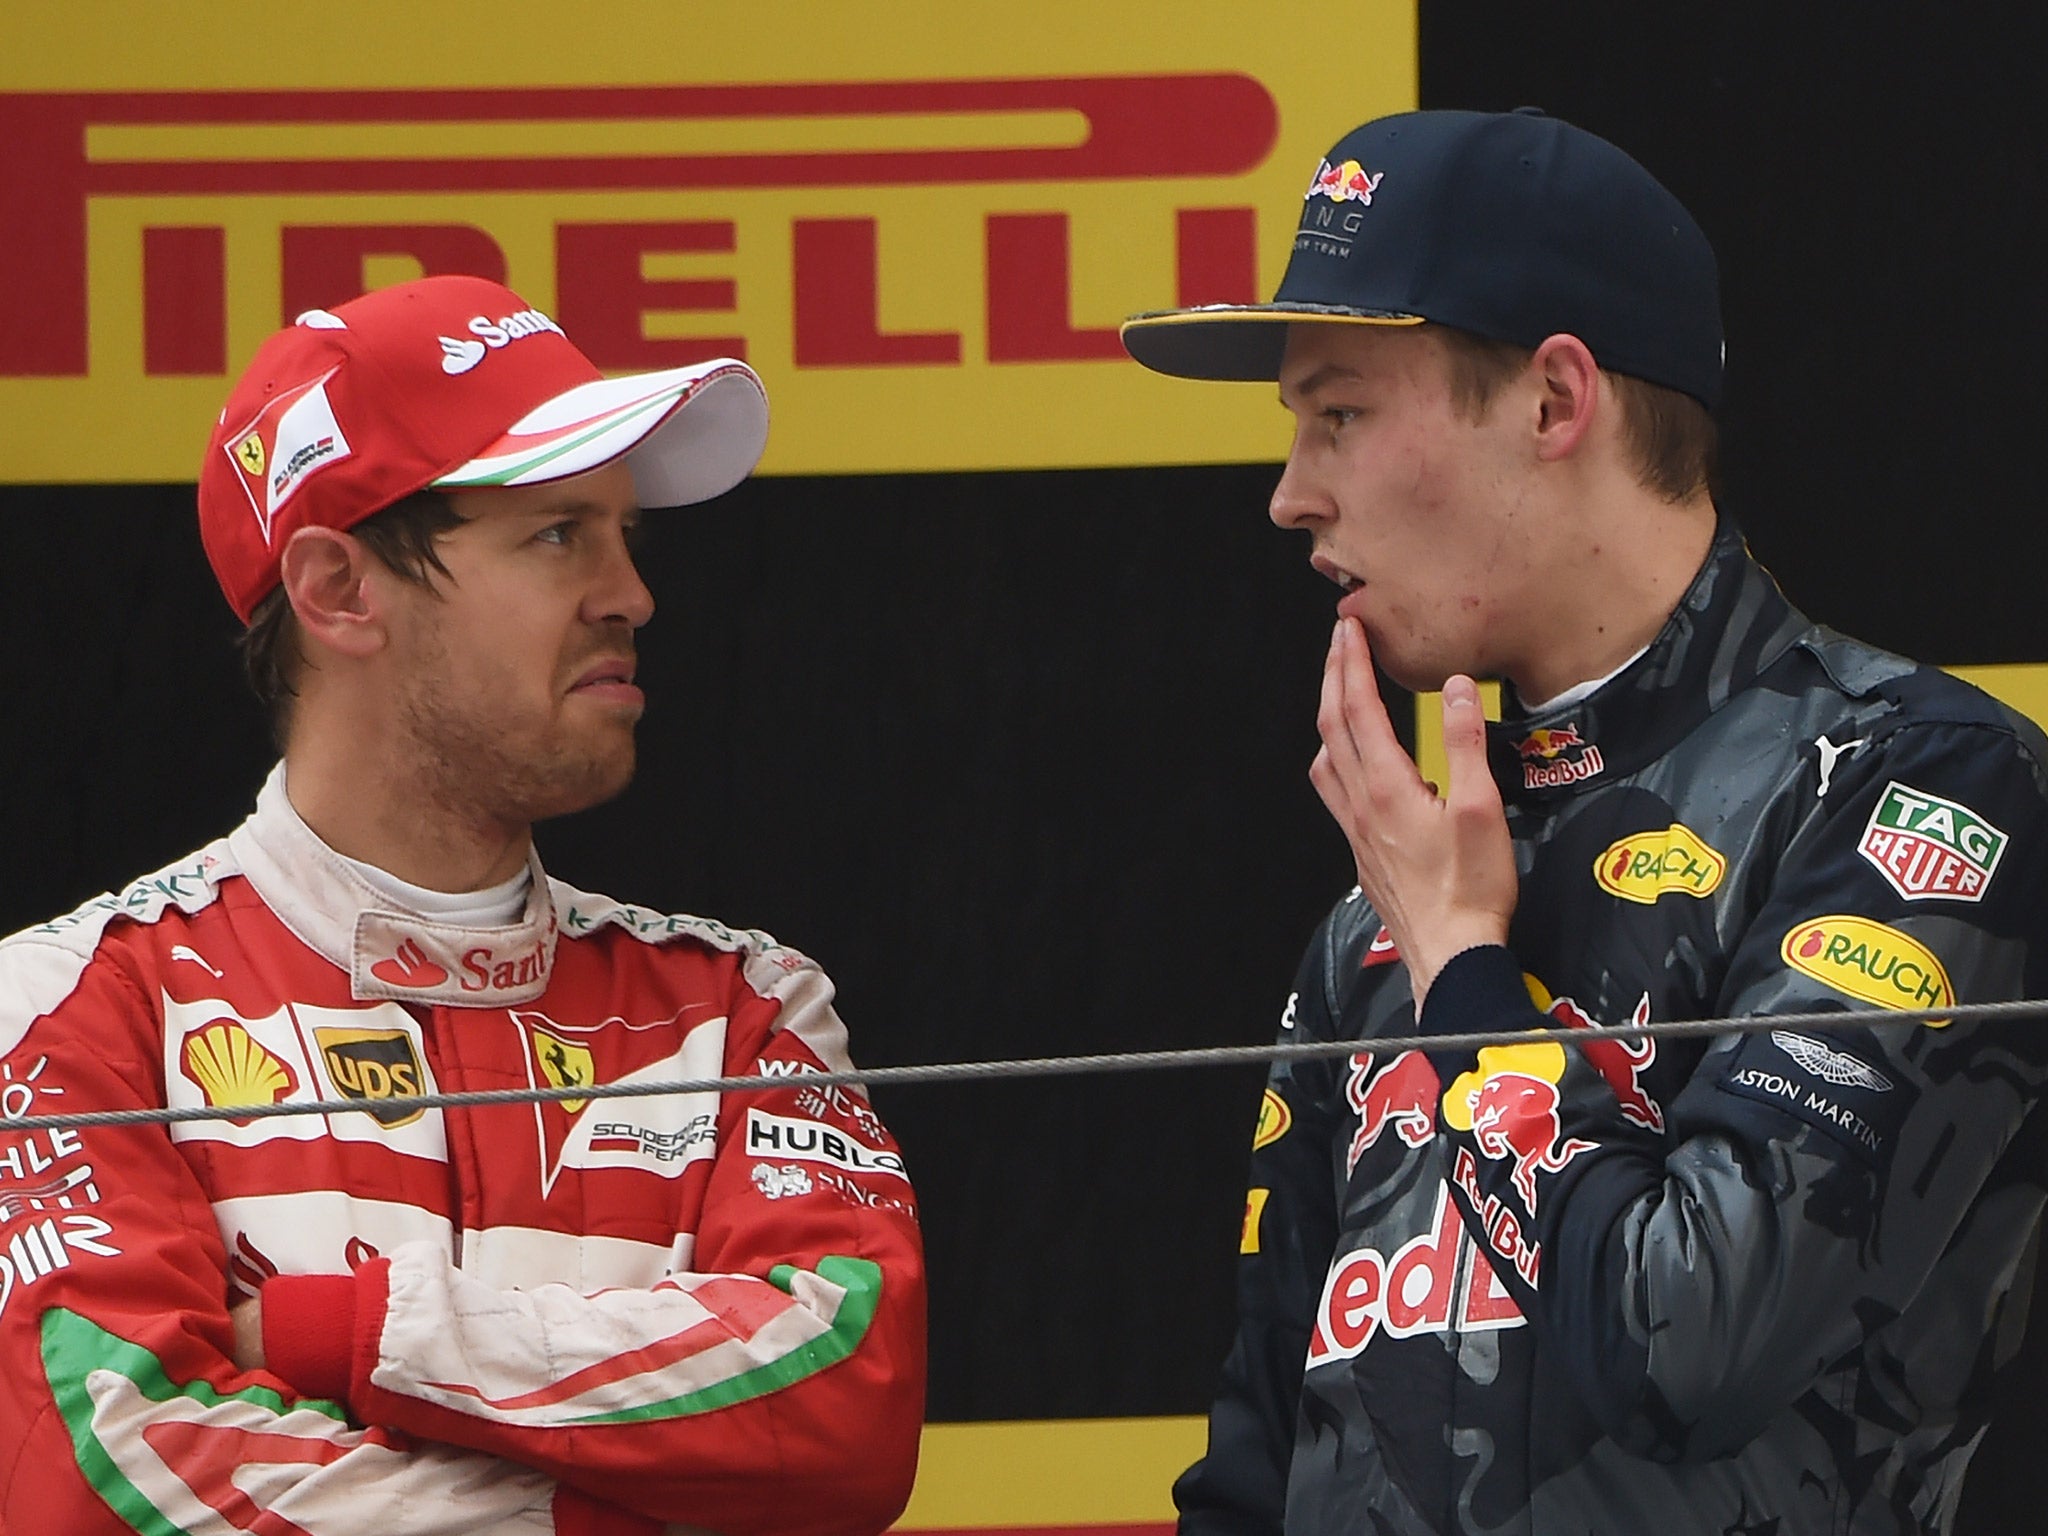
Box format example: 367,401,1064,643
1432,325,1720,504
238,488,467,746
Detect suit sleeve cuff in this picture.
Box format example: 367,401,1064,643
261,1271,363,1405
1416,943,1542,1048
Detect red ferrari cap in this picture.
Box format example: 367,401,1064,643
199,275,769,622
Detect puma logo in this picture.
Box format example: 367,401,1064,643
1813,733,1868,798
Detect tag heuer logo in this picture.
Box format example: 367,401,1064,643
1858,781,2007,902
316,1026,427,1127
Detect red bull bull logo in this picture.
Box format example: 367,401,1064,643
1307,156,1384,205
1345,1050,1438,1172
1539,987,1662,1132
1514,723,1604,790
1514,725,1585,760
1443,1038,1594,1220
1467,1071,1594,1213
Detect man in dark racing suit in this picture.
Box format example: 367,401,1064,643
1120,109,2048,1534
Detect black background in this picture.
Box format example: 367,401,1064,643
2,5,2043,1528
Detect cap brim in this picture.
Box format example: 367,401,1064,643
1120,303,1426,381
434,358,768,506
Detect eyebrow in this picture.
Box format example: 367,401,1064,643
1278,363,1366,404
516,497,638,522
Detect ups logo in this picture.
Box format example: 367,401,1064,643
316,1026,427,1127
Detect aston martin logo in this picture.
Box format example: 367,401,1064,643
1770,1030,1893,1092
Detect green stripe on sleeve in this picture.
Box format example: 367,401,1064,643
41,1308,346,1534
573,1255,884,1426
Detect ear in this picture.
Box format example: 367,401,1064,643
277,527,387,660
1527,333,1602,463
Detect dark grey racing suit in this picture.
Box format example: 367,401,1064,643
1178,518,2048,1535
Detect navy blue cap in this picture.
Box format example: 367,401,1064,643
1121,109,1724,410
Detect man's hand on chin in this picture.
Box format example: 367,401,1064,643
1310,618,1518,1006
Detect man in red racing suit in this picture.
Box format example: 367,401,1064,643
0,275,924,1535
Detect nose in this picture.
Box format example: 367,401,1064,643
587,533,656,630
1268,436,1327,531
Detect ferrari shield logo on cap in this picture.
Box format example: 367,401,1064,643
219,368,354,545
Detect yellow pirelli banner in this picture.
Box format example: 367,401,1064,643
898,1416,1202,1536
0,2,1416,481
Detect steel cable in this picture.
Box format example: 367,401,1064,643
7,996,2047,1135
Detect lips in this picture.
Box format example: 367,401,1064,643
1310,552,1364,594
568,655,641,704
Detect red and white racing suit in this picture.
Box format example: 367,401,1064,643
0,769,925,1535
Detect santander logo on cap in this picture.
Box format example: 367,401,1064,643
438,307,567,376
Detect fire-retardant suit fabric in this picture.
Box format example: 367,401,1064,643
0,768,925,1536
1177,518,2048,1535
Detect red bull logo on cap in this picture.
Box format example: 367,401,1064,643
1306,157,1385,206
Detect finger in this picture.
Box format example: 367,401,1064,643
1317,624,1361,764
1328,620,1412,770
1308,742,1357,829
1439,675,1504,818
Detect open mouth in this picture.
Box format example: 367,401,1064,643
1310,553,1364,594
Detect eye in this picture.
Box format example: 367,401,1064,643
1321,405,1361,429
534,520,577,547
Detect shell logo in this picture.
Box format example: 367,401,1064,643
1253,1088,1292,1150
1779,915,1953,1025
180,1020,299,1114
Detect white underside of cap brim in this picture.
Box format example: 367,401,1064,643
433,358,768,506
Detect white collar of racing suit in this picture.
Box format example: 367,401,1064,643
226,763,560,1007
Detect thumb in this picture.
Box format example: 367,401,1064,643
1439,676,1499,811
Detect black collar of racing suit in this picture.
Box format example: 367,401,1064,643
1485,514,1813,804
